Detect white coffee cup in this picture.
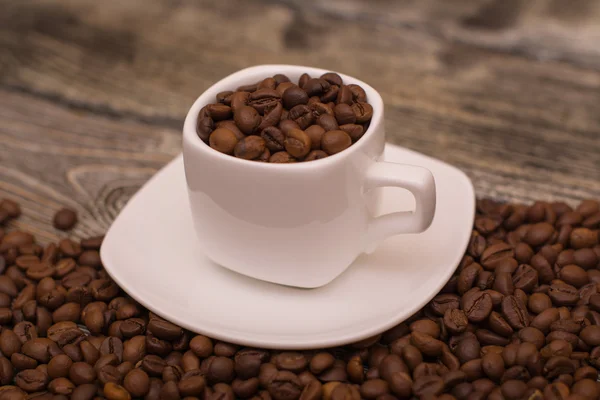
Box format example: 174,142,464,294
182,65,436,288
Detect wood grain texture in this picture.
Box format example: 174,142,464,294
0,0,599,242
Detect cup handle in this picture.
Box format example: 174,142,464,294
364,161,436,253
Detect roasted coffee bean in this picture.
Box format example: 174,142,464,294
207,104,233,121
430,294,461,316
528,293,552,314
269,151,296,163
477,329,510,346
333,103,356,125
69,362,96,385
261,127,286,152
335,85,353,105
209,128,239,155
501,295,530,329
319,359,348,382
462,290,493,322
317,114,339,132
288,104,314,130
513,264,538,292
339,124,364,142
455,336,481,364
284,129,311,159
570,227,598,249
303,125,326,150
249,89,281,115
234,106,262,135
234,135,266,160
282,86,309,110
549,282,579,306
215,120,245,141
321,130,352,155
53,209,78,231
78,250,102,268
351,102,373,123
302,78,330,97
559,264,589,288
303,150,327,161
267,371,303,400
481,243,514,270
15,368,48,392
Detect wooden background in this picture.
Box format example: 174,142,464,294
0,0,599,244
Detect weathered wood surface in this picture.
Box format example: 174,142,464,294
0,0,599,243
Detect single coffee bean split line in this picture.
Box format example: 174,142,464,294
197,71,373,163
1,197,600,399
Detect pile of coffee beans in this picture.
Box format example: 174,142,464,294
0,197,599,400
196,72,373,162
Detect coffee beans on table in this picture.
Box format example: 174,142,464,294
197,72,373,162
1,198,600,399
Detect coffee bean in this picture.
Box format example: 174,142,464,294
320,85,340,104
261,127,285,153
430,294,460,316
321,130,351,155
288,105,314,130
302,150,326,162
570,228,598,249
318,359,347,382
267,151,294,163
580,325,600,346
455,336,481,364
215,120,245,141
319,73,342,87
559,264,589,288
513,264,538,292
410,331,444,357
207,104,233,121
317,114,339,133
284,129,311,159
302,78,330,97
549,282,579,306
345,84,366,102
333,103,356,125
481,243,514,270
351,102,373,123
501,295,530,329
477,329,511,346
335,85,353,105
337,124,364,142
360,379,389,399
15,368,48,392
282,86,309,110
123,368,150,397
209,128,239,155
303,125,326,150
103,382,131,400
443,309,468,335
267,371,303,400
0,356,14,385
234,106,262,135
462,290,493,322
53,209,78,231
258,78,277,90
249,89,281,115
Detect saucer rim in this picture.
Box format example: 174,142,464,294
100,144,475,349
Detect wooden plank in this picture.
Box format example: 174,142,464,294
0,0,599,241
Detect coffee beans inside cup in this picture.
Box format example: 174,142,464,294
196,72,373,163
1,197,600,399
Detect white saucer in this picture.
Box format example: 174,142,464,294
100,144,474,349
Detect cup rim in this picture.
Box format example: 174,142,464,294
183,64,384,170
